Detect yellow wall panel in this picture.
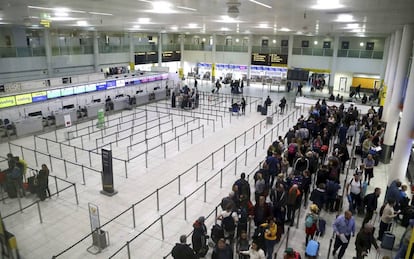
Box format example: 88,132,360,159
352,77,378,89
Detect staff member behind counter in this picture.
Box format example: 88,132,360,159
105,96,114,111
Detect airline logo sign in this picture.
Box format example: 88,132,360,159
0,96,16,108
15,93,33,105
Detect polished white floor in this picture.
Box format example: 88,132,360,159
0,81,404,259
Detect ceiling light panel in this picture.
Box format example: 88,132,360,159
249,0,272,9
311,0,344,10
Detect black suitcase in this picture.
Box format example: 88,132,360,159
257,104,262,112
381,232,395,250
5,181,17,198
334,195,343,211
261,106,267,115
350,91,356,98
27,176,37,194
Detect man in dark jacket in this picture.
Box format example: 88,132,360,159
212,238,233,259
310,183,327,211
270,183,287,223
355,223,378,259
362,188,381,226
191,216,208,257
172,235,196,259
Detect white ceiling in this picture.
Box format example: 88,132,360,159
0,0,413,37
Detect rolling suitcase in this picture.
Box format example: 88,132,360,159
381,224,395,250
316,219,326,236
257,104,262,112
261,106,267,115
334,195,343,211
305,233,320,258
27,174,37,194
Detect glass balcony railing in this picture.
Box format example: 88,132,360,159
99,45,129,53
52,46,93,55
337,49,383,59
252,46,288,55
184,44,213,51
292,47,333,57
0,46,46,58
216,45,248,52
134,44,157,52
162,44,180,51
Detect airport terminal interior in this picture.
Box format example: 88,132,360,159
0,1,414,259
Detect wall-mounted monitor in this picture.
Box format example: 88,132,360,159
32,91,47,102
287,69,309,81
93,99,101,103
0,96,16,108
96,83,107,91
15,93,33,105
85,84,97,92
106,80,116,89
28,111,42,117
61,87,74,97
47,89,62,99
63,104,75,110
74,85,86,94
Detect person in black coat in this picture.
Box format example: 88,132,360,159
212,238,233,259
310,183,327,211
171,91,176,108
191,217,208,257
172,235,197,259
362,188,381,226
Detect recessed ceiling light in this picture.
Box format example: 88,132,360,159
221,27,230,31
360,42,364,46
77,21,88,26
188,23,198,28
235,38,239,42
259,23,269,28
272,39,276,44
171,26,178,30
314,41,318,45
280,27,290,32
335,14,354,22
176,6,197,11
346,23,359,29
312,0,344,10
49,17,76,21
138,18,150,24
202,38,206,42
133,25,141,29
88,12,113,16
152,1,174,13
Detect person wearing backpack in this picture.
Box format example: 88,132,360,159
305,204,319,245
260,217,277,259
310,183,326,212
191,216,208,258
218,204,239,242
286,184,301,226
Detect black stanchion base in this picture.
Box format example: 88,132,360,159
380,144,393,164
100,189,118,197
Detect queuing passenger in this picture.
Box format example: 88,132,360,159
191,216,208,258
38,164,51,198
378,200,399,241
172,235,196,259
260,217,277,259
212,238,233,259
239,240,265,259
241,97,246,115
362,187,381,226
355,223,378,259
332,211,355,259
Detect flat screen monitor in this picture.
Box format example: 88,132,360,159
63,104,75,110
0,96,16,108
115,94,124,98
61,87,74,97
28,111,42,117
96,83,107,91
93,99,101,103
85,84,97,92
136,90,143,94
15,93,33,105
47,89,62,99
74,85,86,94
106,80,116,89
287,69,309,81
31,91,47,102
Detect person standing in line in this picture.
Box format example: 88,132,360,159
286,184,301,226
191,216,208,258
362,187,381,227
260,217,278,259
356,84,361,98
212,238,233,259
172,235,197,259
332,210,356,259
241,97,246,115
279,97,287,114
38,164,51,198
378,200,399,242
346,173,363,214
296,83,303,97
363,154,375,185
239,240,265,259
355,223,379,259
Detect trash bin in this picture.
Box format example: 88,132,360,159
266,116,273,125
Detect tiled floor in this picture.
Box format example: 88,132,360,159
0,81,405,259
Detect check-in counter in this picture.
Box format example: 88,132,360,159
113,97,130,111
154,89,167,101
86,103,105,118
135,93,150,106
15,116,43,137
54,109,78,127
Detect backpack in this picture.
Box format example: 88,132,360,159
305,214,315,228
222,214,236,232
288,144,296,155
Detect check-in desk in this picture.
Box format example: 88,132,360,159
135,93,150,106
113,97,130,111
55,109,78,127
86,103,105,118
15,116,43,137
154,89,167,101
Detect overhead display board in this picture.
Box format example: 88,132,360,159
47,89,62,99
15,93,33,105
251,53,288,66
31,91,47,102
0,96,16,108
61,87,74,97
74,85,86,94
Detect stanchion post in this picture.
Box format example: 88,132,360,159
124,161,128,178
245,150,248,166
184,197,187,220
223,144,226,161
160,215,165,240
178,175,181,195
244,131,247,146
54,176,59,197
156,188,160,211
196,163,199,182
64,159,68,178
81,165,86,185
88,151,92,167
211,152,214,170
37,201,43,223
255,141,258,157
131,204,136,229
34,150,38,166
74,146,78,163
203,181,207,202
220,169,223,188
73,183,79,204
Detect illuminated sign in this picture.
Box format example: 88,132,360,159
15,93,32,105
106,80,116,89
47,89,61,99
74,85,85,94
96,83,107,91
61,87,74,97
32,91,47,102
85,84,96,92
116,79,125,87
0,96,16,108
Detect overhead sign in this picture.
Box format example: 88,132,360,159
251,53,288,66
32,91,47,102
15,93,32,105
101,148,116,195
0,96,16,108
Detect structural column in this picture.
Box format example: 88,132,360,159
380,36,392,87
287,35,294,68
93,30,100,72
382,29,402,122
330,35,340,90
388,41,414,184
246,35,252,86
43,28,53,76
129,32,135,71
158,32,163,66
381,33,395,110
382,25,413,164
211,34,217,83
